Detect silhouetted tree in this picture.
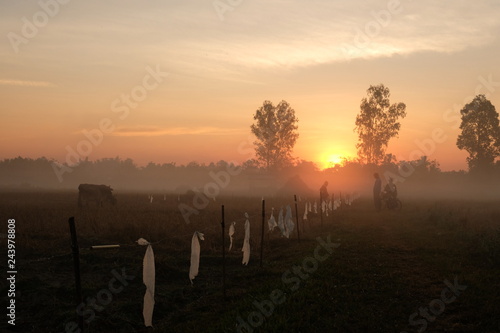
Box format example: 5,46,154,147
251,100,299,170
355,84,406,165
294,160,319,174
410,156,441,178
186,161,203,169
457,95,500,172
241,159,261,170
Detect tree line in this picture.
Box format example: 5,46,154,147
1,84,500,191
1,153,500,195
252,84,500,173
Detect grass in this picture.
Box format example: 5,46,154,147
0,192,499,332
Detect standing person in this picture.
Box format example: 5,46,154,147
320,181,329,203
373,173,382,211
319,181,329,218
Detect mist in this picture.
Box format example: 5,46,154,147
1,156,500,202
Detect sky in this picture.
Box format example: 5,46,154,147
1,0,500,171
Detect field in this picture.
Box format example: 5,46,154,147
1,191,500,333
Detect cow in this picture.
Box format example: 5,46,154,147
78,184,117,208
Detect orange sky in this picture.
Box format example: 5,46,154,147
1,1,500,171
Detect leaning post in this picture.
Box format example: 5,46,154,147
221,205,226,300
260,199,265,267
294,195,300,241
68,217,84,333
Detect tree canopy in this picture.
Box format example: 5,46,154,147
354,84,407,165
457,94,500,171
250,100,299,170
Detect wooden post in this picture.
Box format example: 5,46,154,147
303,203,307,232
68,217,84,333
260,199,265,268
332,193,335,224
221,205,226,299
294,195,300,241
91,245,120,250
319,189,323,228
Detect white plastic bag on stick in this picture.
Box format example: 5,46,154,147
137,238,155,327
229,222,235,251
189,231,204,283
334,199,341,210
242,214,250,265
268,208,277,231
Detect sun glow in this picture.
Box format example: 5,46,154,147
320,153,345,169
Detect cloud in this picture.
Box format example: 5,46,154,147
2,0,499,85
162,0,500,69
0,79,55,87
112,126,244,137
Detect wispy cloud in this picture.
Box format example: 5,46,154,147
3,0,498,79
111,126,244,137
160,0,500,68
0,79,55,87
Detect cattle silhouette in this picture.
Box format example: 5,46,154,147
78,184,116,208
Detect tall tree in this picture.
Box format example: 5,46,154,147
456,94,500,171
354,84,406,165
251,100,299,170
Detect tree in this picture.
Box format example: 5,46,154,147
251,100,299,170
457,94,500,171
354,84,407,165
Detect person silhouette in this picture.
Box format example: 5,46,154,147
320,181,329,203
384,177,397,200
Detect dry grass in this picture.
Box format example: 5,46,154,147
1,192,499,332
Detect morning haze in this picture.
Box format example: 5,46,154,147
1,1,500,332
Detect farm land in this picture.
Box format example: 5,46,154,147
1,191,500,333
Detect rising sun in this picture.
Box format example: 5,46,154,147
321,154,345,169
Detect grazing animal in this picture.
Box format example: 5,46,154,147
78,184,116,208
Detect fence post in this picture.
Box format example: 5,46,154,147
319,189,323,228
332,193,335,224
68,217,84,333
260,199,265,268
294,195,300,241
221,205,226,300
